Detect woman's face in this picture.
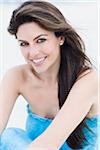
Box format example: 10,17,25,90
16,22,64,74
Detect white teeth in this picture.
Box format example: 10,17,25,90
33,57,46,64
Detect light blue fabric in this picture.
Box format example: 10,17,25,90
0,104,99,150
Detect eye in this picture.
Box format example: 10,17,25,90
37,38,46,44
19,42,29,47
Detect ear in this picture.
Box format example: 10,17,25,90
59,36,65,46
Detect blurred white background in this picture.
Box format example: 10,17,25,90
0,0,99,129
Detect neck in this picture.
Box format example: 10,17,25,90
34,56,60,85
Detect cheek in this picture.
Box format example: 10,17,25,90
47,45,60,55
20,49,28,58
45,42,60,54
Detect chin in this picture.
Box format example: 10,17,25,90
31,64,47,75
35,68,47,74
30,60,54,75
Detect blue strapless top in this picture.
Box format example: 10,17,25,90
25,104,100,150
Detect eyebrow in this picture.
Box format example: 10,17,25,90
17,34,48,42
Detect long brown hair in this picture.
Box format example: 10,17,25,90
7,1,94,149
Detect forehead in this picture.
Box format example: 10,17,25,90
16,22,53,40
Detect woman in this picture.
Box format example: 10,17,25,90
0,1,99,150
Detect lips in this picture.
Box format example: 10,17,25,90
32,56,47,65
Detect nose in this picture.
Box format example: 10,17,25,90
28,45,40,58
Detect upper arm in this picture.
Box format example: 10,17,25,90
41,69,98,148
0,67,22,134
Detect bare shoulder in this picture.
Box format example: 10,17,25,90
76,68,99,117
68,68,98,106
2,64,27,81
76,68,98,92
77,68,98,82
1,64,30,92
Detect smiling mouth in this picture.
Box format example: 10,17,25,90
32,56,47,65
